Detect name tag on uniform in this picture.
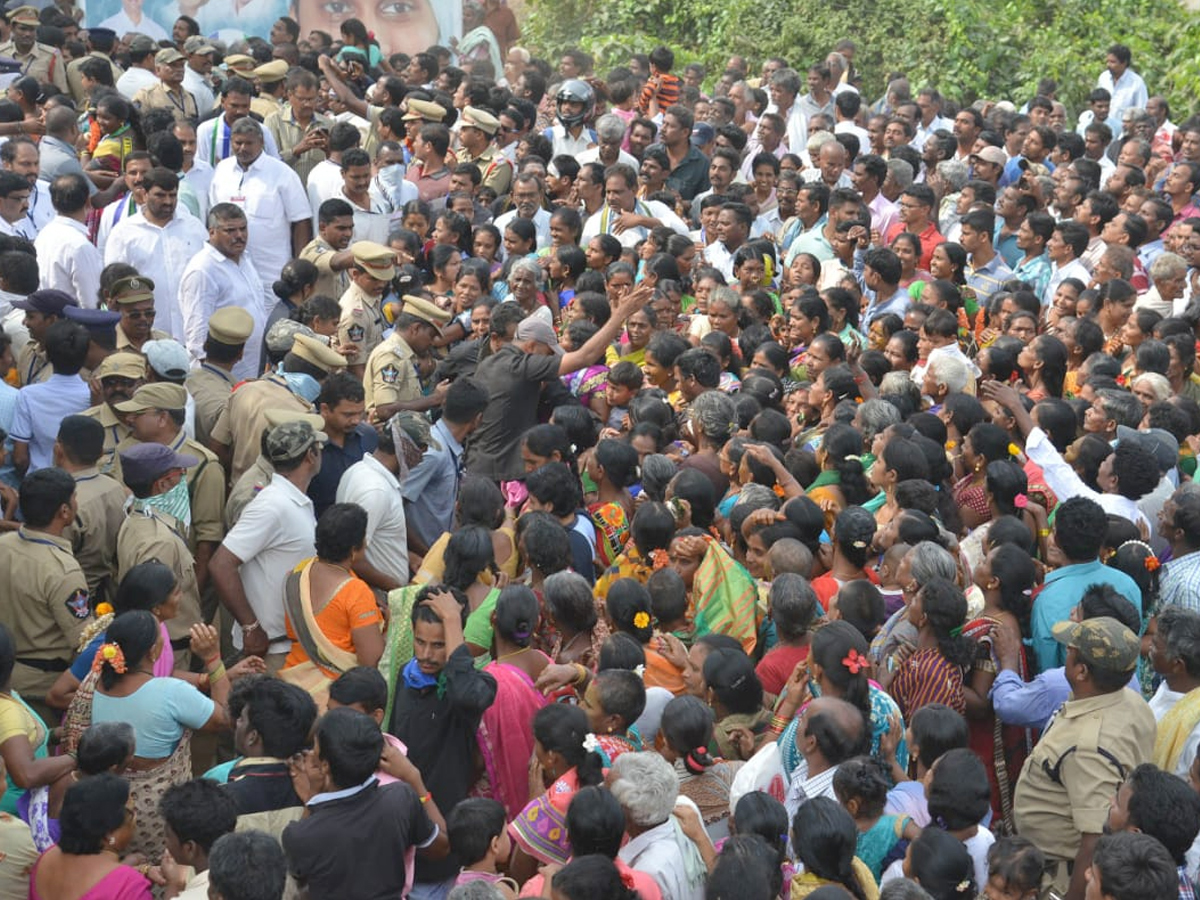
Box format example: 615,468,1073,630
230,195,246,205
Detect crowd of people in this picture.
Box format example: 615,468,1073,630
0,3,1196,900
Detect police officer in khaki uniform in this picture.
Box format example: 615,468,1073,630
211,332,346,482
116,442,204,644
56,415,127,610
110,276,170,353
65,27,123,104
1013,617,1156,896
456,105,513,196
0,6,68,94
225,408,324,529
81,352,146,474
363,295,451,420
337,241,395,378
113,383,226,587
249,59,288,119
0,468,90,723
14,289,77,386
186,307,254,449
131,49,199,125
223,55,257,79
300,198,355,300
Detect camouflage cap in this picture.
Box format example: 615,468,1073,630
1053,616,1140,672
265,420,327,463
265,319,316,355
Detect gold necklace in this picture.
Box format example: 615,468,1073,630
495,646,529,663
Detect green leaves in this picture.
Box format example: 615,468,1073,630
523,0,1198,117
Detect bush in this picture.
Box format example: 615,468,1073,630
522,0,1199,117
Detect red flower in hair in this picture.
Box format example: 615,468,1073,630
1145,556,1161,572
1116,374,1127,386
1014,493,1028,509
842,648,868,674
650,549,670,570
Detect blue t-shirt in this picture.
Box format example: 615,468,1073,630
91,678,214,757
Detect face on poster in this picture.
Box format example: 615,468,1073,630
82,0,461,58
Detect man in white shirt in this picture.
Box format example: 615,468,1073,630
306,121,361,229
34,174,101,309
336,420,409,589
581,164,688,250
196,78,280,166
95,151,152,256
178,203,271,382
116,35,159,99
1098,44,1148,121
333,148,390,245
764,68,808,157
494,172,552,251
208,117,312,294
0,137,51,239
98,0,169,41
0,173,29,239
106,167,208,342
181,36,217,116
210,418,323,667
576,113,640,172
173,121,212,222
1043,220,1094,306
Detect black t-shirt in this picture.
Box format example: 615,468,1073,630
282,779,436,900
466,343,561,481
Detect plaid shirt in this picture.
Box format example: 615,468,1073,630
1180,865,1195,900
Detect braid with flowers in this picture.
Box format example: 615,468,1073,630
1111,539,1162,616
660,695,718,775
95,611,158,690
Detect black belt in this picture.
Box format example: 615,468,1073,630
15,657,68,673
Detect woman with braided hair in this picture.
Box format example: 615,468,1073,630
657,694,736,840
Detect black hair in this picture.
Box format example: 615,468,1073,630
98,610,158,690
917,578,977,670
833,505,877,569
599,632,646,671
328,666,388,713
832,755,891,818
565,785,626,858
1054,496,1107,562
550,404,601,453
668,469,717,530
593,438,639,489
927,747,992,830
630,500,676,557
113,560,177,615
442,525,495,590
517,511,573,577
732,791,788,866
1124,762,1200,864
820,423,872,506
833,581,886,642
552,855,639,900
76,722,135,776
987,543,1036,634
532,704,604,786
495,584,540,647
707,833,781,900
524,423,577,476
647,567,688,625
790,797,869,900
908,826,976,900
660,695,718,773
909,703,969,770
986,836,1045,895
447,797,507,867
985,459,1028,519
239,677,317,759
702,647,763,714
58,773,130,855
544,572,599,635
159,779,238,855
525,462,582,517
315,707,384,789
410,584,469,629
314,502,367,563
810,621,871,721
207,831,288,900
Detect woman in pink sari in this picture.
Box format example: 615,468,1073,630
478,586,551,818
30,774,151,900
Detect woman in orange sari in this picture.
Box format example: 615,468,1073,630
605,578,685,694
281,504,383,703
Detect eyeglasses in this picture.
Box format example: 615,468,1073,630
124,309,156,320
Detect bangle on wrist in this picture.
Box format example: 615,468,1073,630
242,620,261,634
419,792,431,804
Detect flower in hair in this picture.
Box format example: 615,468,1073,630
852,540,868,549
944,440,957,452
633,611,651,629
1013,493,1028,509
956,882,970,893
854,397,864,404
633,664,646,678
649,549,670,571
94,602,114,617
1007,443,1022,458
1116,373,1127,386
582,733,600,753
841,648,868,674
92,642,126,676
1145,555,1161,572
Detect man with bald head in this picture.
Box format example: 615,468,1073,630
782,692,869,821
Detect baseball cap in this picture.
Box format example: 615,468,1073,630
118,442,198,487
265,420,326,464
183,35,215,55
970,146,1006,167
1116,425,1179,474
514,315,562,357
142,339,190,379
156,48,186,66
690,122,714,147
14,289,77,315
265,319,316,356
1053,617,1140,672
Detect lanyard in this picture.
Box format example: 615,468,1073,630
25,351,45,384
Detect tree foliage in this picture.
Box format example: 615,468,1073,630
522,0,1200,116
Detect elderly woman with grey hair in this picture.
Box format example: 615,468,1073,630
502,256,552,325
610,751,708,900
681,389,738,497
870,540,959,667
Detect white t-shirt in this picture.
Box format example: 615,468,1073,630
336,454,409,587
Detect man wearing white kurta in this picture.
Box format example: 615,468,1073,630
34,173,102,308
580,163,688,249
207,117,311,295
178,203,271,383
106,167,207,342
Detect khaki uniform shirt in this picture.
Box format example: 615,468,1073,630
117,505,202,640
62,468,127,608
81,403,131,476
337,282,386,367
265,106,334,187
1014,688,1155,869
0,527,90,697
210,375,309,483
116,324,170,353
112,430,226,549
186,363,237,450
457,144,513,196
299,237,350,300
16,340,49,386
363,331,422,414
225,454,273,530
0,42,67,92
67,52,123,103
132,82,199,124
